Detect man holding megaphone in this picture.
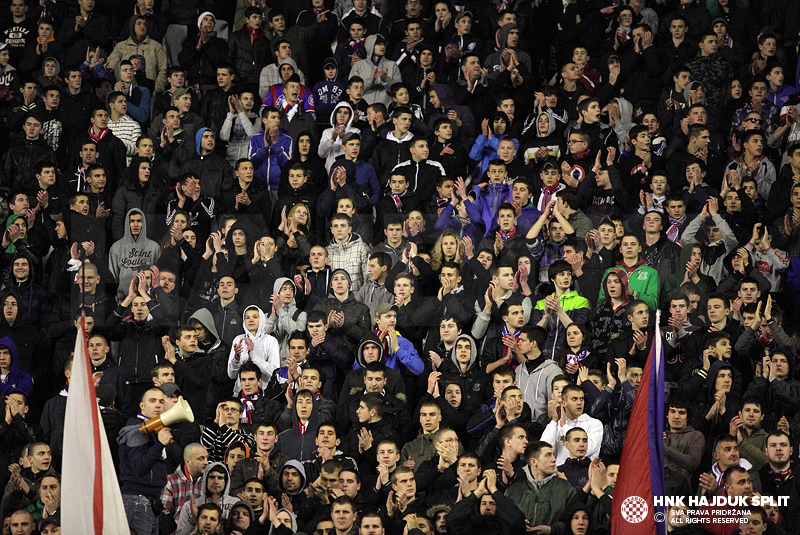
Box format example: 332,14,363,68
117,387,174,535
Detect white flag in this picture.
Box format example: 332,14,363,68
62,317,131,533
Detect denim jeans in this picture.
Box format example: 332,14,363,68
122,494,157,535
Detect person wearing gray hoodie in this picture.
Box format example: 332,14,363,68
264,278,308,364
349,34,401,107
514,326,563,421
176,461,239,535
108,207,161,302
259,52,307,101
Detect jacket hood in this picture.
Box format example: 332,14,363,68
329,101,355,129
121,207,149,244
365,34,385,57
450,334,478,371
499,23,518,49
42,56,60,76
195,127,215,156
279,57,300,76
432,83,456,109
683,80,707,105
356,332,385,367
564,502,592,532
242,305,269,339
272,277,297,308
278,459,307,495
226,219,252,254
228,501,255,530
602,268,631,309
202,461,231,501
276,509,298,532
188,308,221,345
613,97,633,124
0,336,18,370
706,360,733,395
536,111,556,138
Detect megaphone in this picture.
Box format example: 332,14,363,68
139,396,194,435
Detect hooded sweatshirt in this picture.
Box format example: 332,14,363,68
228,305,281,394
515,349,563,421
0,337,32,396
484,24,532,80
319,101,360,172
349,34,402,107
108,207,160,302
439,334,488,410
354,326,424,375
175,462,239,535
264,278,308,364
427,83,475,147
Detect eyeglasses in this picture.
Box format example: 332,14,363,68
568,139,586,144
315,530,334,535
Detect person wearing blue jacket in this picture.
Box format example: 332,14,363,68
354,303,424,376
469,112,519,177
248,105,293,199
473,159,511,235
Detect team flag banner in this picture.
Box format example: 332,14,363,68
62,317,130,533
611,310,666,535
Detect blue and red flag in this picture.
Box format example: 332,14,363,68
611,311,666,534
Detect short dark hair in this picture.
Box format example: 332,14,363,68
238,361,262,381
524,441,553,462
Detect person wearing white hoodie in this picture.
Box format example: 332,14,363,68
228,305,281,394
264,278,308,364
318,101,360,172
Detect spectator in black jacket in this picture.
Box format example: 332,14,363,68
178,14,228,89
227,8,271,92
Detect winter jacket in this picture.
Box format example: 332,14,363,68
503,466,576,530
313,293,371,351
111,162,166,241
108,208,161,302
2,137,57,193
275,393,323,462
107,36,168,92
664,425,705,495
177,34,228,87
248,128,292,191
227,27,271,86
179,127,235,201
117,414,168,497
353,331,424,375
106,301,169,386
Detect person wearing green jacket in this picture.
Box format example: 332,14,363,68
504,441,579,532
597,234,659,311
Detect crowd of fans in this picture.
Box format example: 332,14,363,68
1,0,800,533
